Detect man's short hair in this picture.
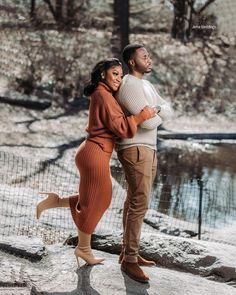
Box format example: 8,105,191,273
122,43,144,66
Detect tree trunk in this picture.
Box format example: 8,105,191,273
30,0,36,21
171,0,216,43
111,0,130,62
55,0,63,24
66,0,75,25
186,0,194,39
171,0,187,42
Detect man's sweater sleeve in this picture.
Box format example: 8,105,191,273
117,81,162,130
149,83,173,121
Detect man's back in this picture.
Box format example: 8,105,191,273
117,43,173,283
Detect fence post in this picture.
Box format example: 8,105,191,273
198,178,203,240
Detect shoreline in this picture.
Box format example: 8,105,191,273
163,114,236,134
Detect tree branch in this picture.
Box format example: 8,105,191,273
197,0,215,15
130,1,164,15
43,0,56,20
187,0,197,14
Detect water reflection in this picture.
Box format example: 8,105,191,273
154,141,235,226
112,141,236,229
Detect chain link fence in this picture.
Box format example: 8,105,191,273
0,150,235,246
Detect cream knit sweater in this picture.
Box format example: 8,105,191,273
115,74,173,151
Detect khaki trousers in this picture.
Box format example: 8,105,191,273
117,146,157,263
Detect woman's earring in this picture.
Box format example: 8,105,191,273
101,73,105,80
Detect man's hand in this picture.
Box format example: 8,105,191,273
133,105,157,125
152,105,161,114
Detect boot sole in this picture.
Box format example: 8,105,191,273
119,259,156,267
119,260,156,267
121,266,149,283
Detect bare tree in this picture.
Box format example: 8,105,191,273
30,0,36,21
29,0,88,27
170,0,216,43
111,0,130,61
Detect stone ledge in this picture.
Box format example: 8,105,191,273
157,131,236,140
1,241,236,294
65,231,236,283
0,235,47,261
0,288,30,295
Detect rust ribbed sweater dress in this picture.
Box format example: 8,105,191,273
69,82,138,234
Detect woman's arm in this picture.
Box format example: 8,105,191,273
116,80,163,130
99,90,155,139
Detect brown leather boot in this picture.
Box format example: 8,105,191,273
119,253,156,267
121,261,149,283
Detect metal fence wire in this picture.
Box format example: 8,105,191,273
0,150,235,246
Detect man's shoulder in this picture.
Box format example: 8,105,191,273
119,75,143,91
142,78,153,87
143,79,158,93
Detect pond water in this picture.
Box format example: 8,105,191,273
152,140,236,230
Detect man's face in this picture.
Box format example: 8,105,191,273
131,47,152,74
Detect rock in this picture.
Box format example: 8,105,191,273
144,210,198,238
220,36,231,46
0,235,47,261
0,288,30,295
92,232,122,254
0,245,236,295
156,131,236,140
0,91,51,110
206,43,223,57
77,231,236,283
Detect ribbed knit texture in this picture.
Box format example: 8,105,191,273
69,82,140,234
70,140,112,234
115,75,173,151
86,82,138,151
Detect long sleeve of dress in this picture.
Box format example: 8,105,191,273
98,90,137,139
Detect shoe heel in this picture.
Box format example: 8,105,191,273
76,256,80,267
74,249,80,267
36,192,59,219
74,247,104,266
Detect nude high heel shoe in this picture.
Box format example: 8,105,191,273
74,246,105,266
36,192,59,219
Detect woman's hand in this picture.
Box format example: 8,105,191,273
133,105,157,125
141,105,157,120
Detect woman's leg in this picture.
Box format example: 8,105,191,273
72,140,112,234
36,192,79,219
71,140,111,265
74,229,104,266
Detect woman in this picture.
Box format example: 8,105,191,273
36,58,156,266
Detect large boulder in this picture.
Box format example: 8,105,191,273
0,235,46,261
89,232,236,283
0,242,235,294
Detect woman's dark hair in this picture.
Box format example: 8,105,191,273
83,58,122,96
122,43,144,67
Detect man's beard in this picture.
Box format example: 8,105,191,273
135,64,152,74
145,68,152,73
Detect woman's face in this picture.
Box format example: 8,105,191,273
103,65,123,92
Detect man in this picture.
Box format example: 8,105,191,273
116,44,173,283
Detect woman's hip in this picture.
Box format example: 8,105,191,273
75,139,111,171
